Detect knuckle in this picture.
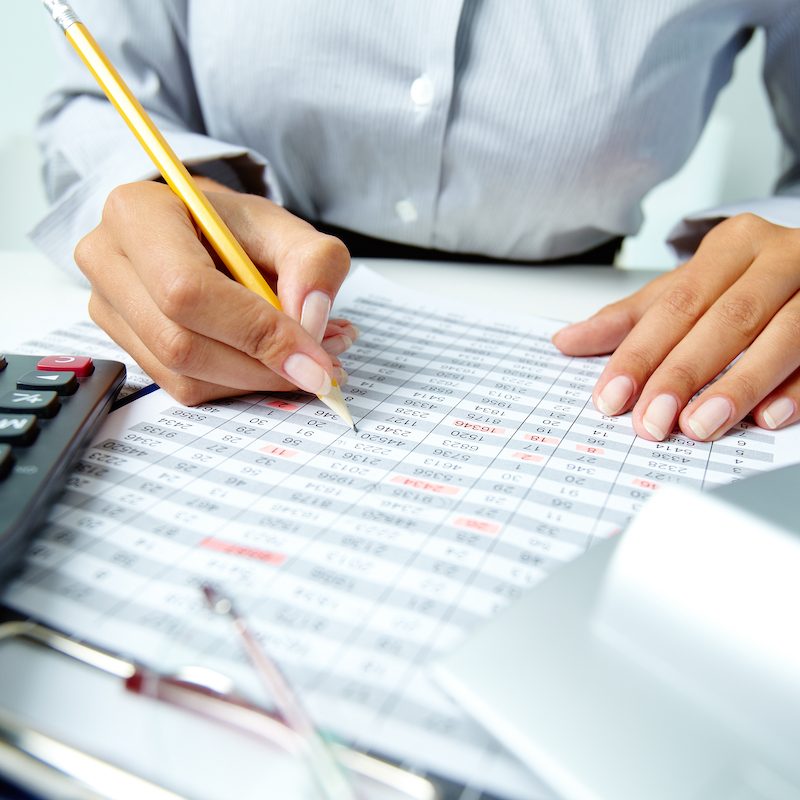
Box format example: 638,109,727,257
74,231,99,271
727,372,761,410
167,377,210,407
155,324,197,373
87,293,103,325
716,295,764,339
102,183,138,223
660,284,704,321
157,269,200,320
618,345,657,377
722,212,765,238
662,360,701,391
304,234,351,279
103,181,171,224
242,312,285,364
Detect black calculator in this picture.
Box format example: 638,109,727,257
0,353,126,586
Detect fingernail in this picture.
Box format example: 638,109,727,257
642,394,679,440
300,290,331,343
322,334,353,356
348,324,360,341
333,367,348,386
762,397,795,429
283,353,332,396
686,396,732,440
596,375,634,416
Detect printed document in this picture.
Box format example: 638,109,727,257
4,268,798,798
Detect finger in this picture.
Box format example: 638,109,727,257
753,368,800,431
88,293,249,406
591,216,769,417
322,334,354,357
552,270,673,357
326,319,360,341
203,191,351,338
674,293,800,440
321,317,358,357
637,251,800,441
87,254,300,393
91,290,349,405
89,187,337,395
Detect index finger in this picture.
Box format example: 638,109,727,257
208,191,351,330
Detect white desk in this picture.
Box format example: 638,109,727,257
1,250,659,347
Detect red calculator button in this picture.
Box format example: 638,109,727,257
37,355,94,377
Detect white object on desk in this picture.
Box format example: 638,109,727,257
435,464,800,800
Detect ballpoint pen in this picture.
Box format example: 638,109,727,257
201,584,360,800
41,0,356,431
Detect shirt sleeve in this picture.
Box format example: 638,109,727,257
31,0,280,277
667,5,800,259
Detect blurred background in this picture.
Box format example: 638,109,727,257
0,3,784,268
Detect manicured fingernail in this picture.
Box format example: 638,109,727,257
283,353,332,396
596,375,634,416
642,394,679,440
334,367,348,385
300,290,331,343
322,334,353,356
348,324,360,341
762,397,795,429
686,396,732,440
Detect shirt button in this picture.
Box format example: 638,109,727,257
395,199,419,223
409,74,434,107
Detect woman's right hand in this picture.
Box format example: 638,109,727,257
76,178,358,405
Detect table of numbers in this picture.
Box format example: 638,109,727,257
2,270,780,800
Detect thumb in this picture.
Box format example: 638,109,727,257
551,303,638,355
551,272,671,356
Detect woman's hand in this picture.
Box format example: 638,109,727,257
552,214,800,441
76,178,357,405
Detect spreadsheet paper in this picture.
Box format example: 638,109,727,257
4,268,799,799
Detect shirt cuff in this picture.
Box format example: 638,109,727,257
667,196,800,260
29,131,283,278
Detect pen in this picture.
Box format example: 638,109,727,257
201,584,361,800
41,0,356,430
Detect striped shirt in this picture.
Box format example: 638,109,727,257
33,0,800,273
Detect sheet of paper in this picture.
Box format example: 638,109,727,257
4,267,799,799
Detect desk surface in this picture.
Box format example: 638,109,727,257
2,250,659,347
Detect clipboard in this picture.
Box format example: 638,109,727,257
0,609,438,800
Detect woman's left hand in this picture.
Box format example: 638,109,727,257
552,213,800,441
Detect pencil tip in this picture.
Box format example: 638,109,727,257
352,423,358,433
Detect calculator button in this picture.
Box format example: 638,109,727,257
0,414,38,446
37,355,94,377
0,390,60,418
0,444,12,479
17,370,78,395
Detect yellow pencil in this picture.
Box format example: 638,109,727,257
42,0,355,430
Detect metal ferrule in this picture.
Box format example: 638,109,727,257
42,0,80,30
